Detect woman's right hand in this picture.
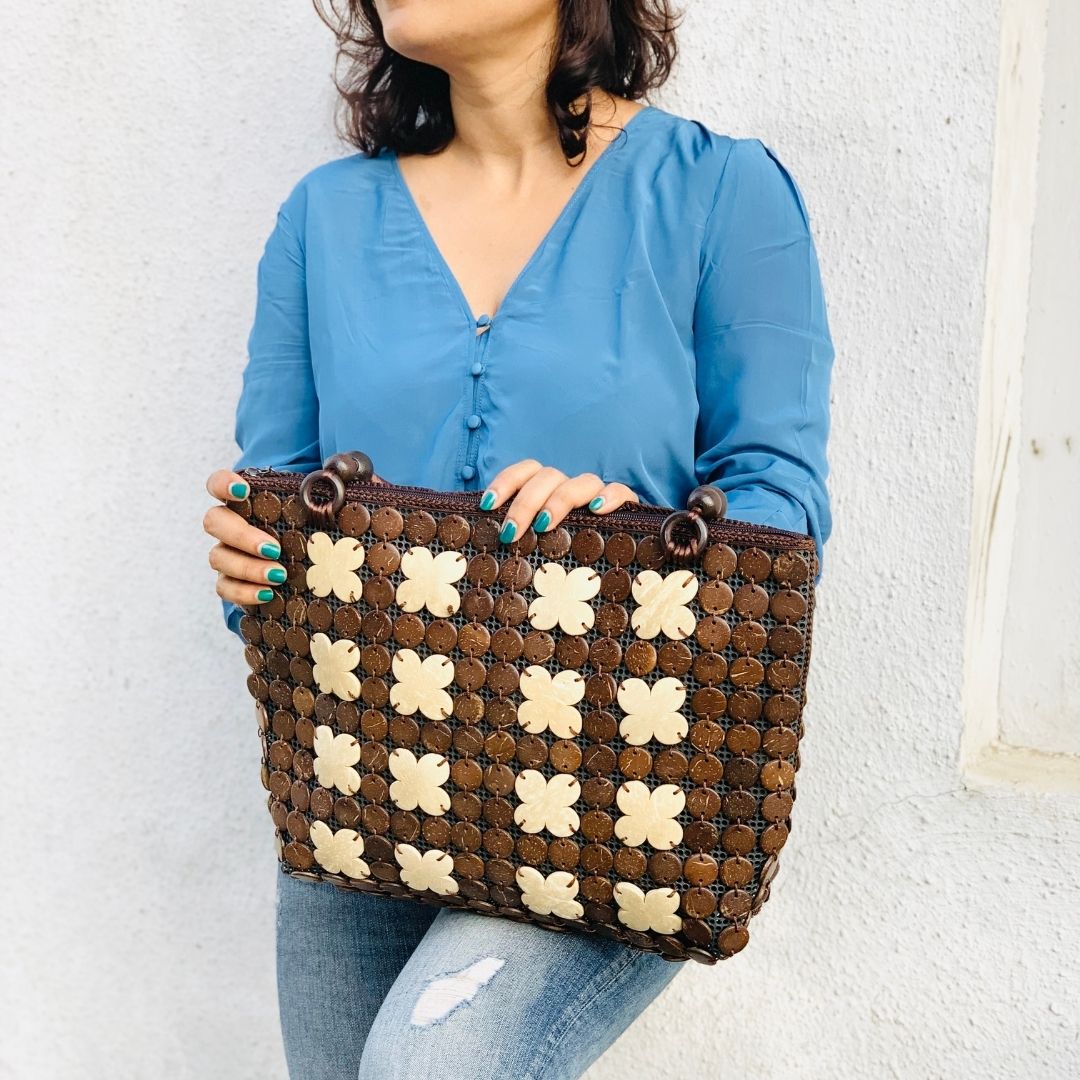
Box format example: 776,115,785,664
204,469,286,608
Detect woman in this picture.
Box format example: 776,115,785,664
204,1,834,1076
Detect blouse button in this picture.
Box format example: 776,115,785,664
470,362,484,376
466,413,482,430
461,465,476,481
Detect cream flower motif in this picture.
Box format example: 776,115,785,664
613,882,683,934
395,547,468,617
614,780,685,849
389,649,454,720
394,843,459,896
527,562,601,635
518,665,585,738
310,632,361,701
312,724,361,795
630,568,698,640
306,532,365,602
309,820,370,879
388,748,451,815
513,770,581,837
617,676,688,746
515,866,584,920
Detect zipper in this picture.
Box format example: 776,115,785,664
241,467,815,551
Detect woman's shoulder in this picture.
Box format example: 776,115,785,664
649,106,798,189
272,149,393,224
649,108,814,227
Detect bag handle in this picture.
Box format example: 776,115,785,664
298,450,726,562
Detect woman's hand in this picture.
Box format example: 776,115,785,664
479,459,640,543
204,469,288,608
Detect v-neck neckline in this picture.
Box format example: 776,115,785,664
389,104,658,328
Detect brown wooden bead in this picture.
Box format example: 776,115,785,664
451,758,483,791
583,710,617,742
623,640,657,676
548,837,580,870
516,835,547,865
684,853,719,887
338,502,370,536
594,602,628,636
761,759,796,791
721,855,754,887
766,659,802,691
698,579,734,615
703,543,737,578
719,758,755,790
657,641,693,676
555,636,590,670
723,789,757,820
583,744,617,775
618,746,652,780
580,776,616,808
604,533,636,566
614,847,647,879
515,735,548,769
451,792,483,821
483,830,514,860
771,588,807,621
717,926,750,956
654,749,689,782
580,811,614,844
647,851,681,885
760,822,789,854
549,739,583,773
482,797,514,829
458,622,490,656
537,525,572,559
683,820,719,852
461,588,495,621
420,721,453,753
681,888,717,919
685,786,721,820
762,791,794,822
580,841,614,871
721,823,757,855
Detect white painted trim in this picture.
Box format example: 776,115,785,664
960,0,1079,793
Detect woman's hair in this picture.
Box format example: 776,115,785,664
311,0,681,163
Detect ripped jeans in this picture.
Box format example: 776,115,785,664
276,870,686,1080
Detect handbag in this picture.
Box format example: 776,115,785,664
232,450,818,965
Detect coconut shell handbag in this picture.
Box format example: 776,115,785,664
232,450,818,965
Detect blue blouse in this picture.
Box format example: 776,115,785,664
222,104,834,636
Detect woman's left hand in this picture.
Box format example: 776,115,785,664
480,459,640,543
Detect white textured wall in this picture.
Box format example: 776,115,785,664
2,2,1077,1078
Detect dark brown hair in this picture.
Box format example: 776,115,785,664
312,0,681,162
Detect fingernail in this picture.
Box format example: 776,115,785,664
266,567,287,584
229,481,249,499
589,496,605,512
499,519,517,543
259,541,281,560
479,489,496,511
257,588,275,602
532,509,551,533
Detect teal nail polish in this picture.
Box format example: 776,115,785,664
259,541,281,560
267,567,287,584
589,496,605,512
479,490,496,511
532,509,551,533
257,588,275,602
498,519,517,543
229,481,249,500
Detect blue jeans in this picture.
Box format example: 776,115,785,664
276,870,686,1079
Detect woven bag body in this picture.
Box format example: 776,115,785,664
233,460,817,965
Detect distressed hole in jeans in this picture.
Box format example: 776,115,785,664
410,957,506,1027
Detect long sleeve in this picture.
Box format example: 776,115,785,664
692,137,835,583
222,187,322,637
